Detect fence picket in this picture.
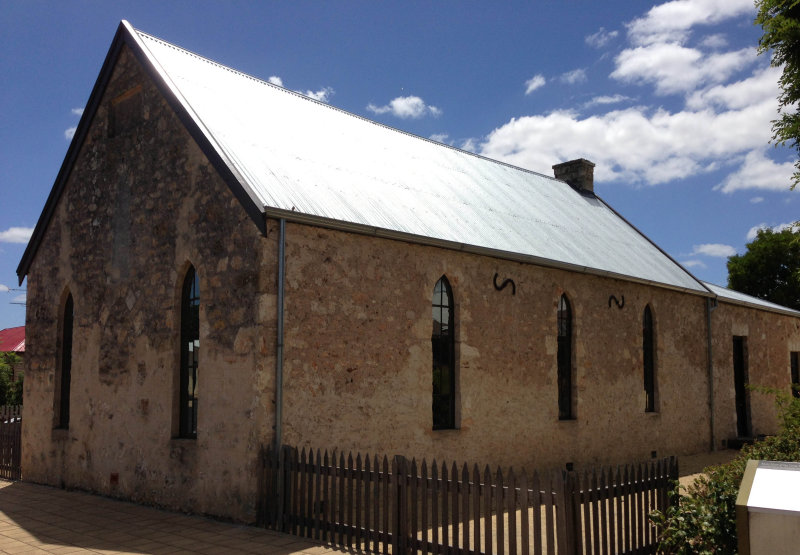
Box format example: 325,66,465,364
462,463,470,555
531,472,542,555
508,468,517,555
483,465,492,555
259,446,677,555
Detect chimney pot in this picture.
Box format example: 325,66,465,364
553,158,595,194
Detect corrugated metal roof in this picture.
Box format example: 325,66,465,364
132,27,708,294
0,326,25,353
702,282,800,317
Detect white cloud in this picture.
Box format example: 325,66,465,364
750,197,764,204
366,96,441,119
584,94,631,108
0,227,33,244
746,222,799,241
686,66,781,111
560,69,587,85
71,107,84,116
64,126,76,140
0,284,9,293
429,133,449,143
611,43,756,95
12,293,26,304
268,76,284,87
626,0,755,46
715,149,796,193
681,259,706,268
699,33,728,49
691,243,737,257
302,86,334,103
480,94,778,186
460,138,478,153
524,74,546,95
586,27,619,48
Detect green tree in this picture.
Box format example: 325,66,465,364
727,226,800,310
0,352,23,406
755,0,800,189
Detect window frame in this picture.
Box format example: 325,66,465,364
643,305,657,412
55,293,74,429
557,294,574,420
432,276,456,430
179,266,200,439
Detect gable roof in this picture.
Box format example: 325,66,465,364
0,326,25,353
19,21,709,296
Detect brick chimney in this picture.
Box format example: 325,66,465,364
552,158,595,194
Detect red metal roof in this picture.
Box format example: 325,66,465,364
0,326,25,353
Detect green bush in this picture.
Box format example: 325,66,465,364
651,388,800,554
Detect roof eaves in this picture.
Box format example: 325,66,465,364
266,207,715,298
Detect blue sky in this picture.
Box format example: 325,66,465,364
1,0,797,329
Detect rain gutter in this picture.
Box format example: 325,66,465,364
274,218,286,452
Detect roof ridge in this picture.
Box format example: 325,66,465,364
132,27,557,183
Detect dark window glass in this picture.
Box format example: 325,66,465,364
57,294,74,429
643,305,656,412
557,294,573,420
791,352,799,399
180,267,200,438
432,276,455,429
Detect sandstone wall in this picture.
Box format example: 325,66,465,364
710,301,800,445
280,223,735,471
23,45,275,521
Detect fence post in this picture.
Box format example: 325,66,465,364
393,455,408,555
556,469,578,555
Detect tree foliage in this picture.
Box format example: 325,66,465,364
755,0,800,189
727,226,800,310
652,389,800,553
0,352,23,406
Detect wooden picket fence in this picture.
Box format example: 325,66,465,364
0,405,22,481
260,446,678,554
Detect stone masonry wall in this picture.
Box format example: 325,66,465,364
710,301,800,446
23,45,276,522
278,223,791,472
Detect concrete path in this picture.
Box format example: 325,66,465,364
0,480,337,554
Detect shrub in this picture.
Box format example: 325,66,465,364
651,388,800,554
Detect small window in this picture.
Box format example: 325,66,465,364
557,294,574,420
179,266,200,438
432,276,456,430
643,305,657,412
791,352,799,399
55,293,74,429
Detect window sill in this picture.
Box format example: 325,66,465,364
557,418,578,424
51,428,70,441
644,411,660,417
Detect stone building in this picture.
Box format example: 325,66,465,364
16,21,800,522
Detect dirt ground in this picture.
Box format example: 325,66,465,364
677,448,739,488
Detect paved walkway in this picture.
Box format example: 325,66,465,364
0,480,337,555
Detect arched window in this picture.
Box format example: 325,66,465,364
643,305,657,412
55,293,74,429
557,294,574,420
432,276,455,429
179,266,200,438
